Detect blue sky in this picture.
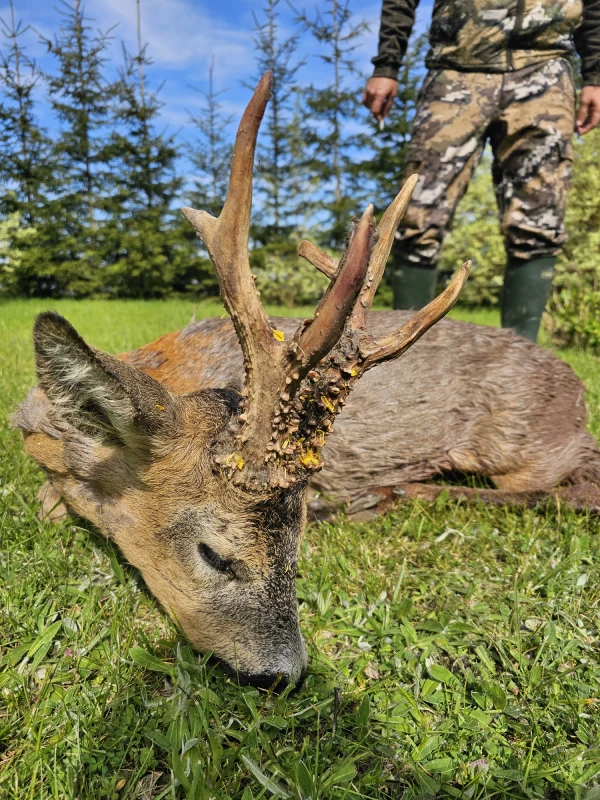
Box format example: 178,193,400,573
1,0,433,188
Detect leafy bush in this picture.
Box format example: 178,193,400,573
438,153,505,306
547,287,600,350
546,127,600,351
0,211,37,295
251,240,330,306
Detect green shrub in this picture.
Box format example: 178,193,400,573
546,127,600,351
547,286,600,350
438,153,505,306
0,211,37,294
251,240,330,306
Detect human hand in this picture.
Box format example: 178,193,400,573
362,77,398,121
575,85,600,135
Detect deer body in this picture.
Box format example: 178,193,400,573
123,313,600,506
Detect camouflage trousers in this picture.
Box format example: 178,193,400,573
396,58,575,266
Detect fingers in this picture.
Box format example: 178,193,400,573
576,98,591,134
576,86,600,135
368,93,387,120
589,102,600,133
382,90,396,118
362,78,399,121
363,87,386,119
578,102,600,135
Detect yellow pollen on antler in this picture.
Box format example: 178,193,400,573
300,449,321,468
225,453,245,470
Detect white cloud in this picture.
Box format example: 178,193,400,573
90,0,255,77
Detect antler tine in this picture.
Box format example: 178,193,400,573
294,205,375,374
351,174,419,329
297,240,339,279
360,261,472,370
263,259,471,485
182,73,282,450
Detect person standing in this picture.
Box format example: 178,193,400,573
363,0,600,341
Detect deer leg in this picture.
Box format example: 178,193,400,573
554,482,600,513
309,482,543,522
310,483,549,522
306,487,395,523
309,480,600,523
391,482,547,508
391,482,600,513
492,466,600,513
37,480,69,523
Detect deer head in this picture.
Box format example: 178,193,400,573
15,72,470,688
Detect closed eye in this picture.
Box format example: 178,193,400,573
198,542,233,575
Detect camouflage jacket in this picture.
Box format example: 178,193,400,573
372,0,600,86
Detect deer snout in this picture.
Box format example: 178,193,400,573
236,636,308,691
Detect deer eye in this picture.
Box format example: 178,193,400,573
198,542,233,575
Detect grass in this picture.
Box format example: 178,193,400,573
1,298,599,799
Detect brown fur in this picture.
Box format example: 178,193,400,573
19,389,307,682
20,72,597,686
13,310,600,685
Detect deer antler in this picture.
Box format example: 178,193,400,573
182,73,279,455
297,241,338,279
183,73,471,488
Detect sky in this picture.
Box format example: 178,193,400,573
0,0,433,187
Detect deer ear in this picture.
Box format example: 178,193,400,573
33,312,177,444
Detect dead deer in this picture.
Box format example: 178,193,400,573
13,73,600,688
119,311,600,519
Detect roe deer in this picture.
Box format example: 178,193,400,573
13,73,600,688
119,312,600,518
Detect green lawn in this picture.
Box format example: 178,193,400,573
1,299,599,799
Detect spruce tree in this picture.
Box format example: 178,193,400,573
184,57,236,295
0,1,51,223
0,0,55,295
247,0,305,242
188,57,233,219
108,0,196,297
40,0,118,295
113,0,179,214
293,0,369,247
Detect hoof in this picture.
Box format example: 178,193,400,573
347,492,382,514
37,481,68,522
557,482,600,513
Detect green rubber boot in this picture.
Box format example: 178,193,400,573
501,255,556,343
391,261,438,310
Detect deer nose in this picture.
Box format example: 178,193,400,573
242,664,307,692
235,638,308,691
